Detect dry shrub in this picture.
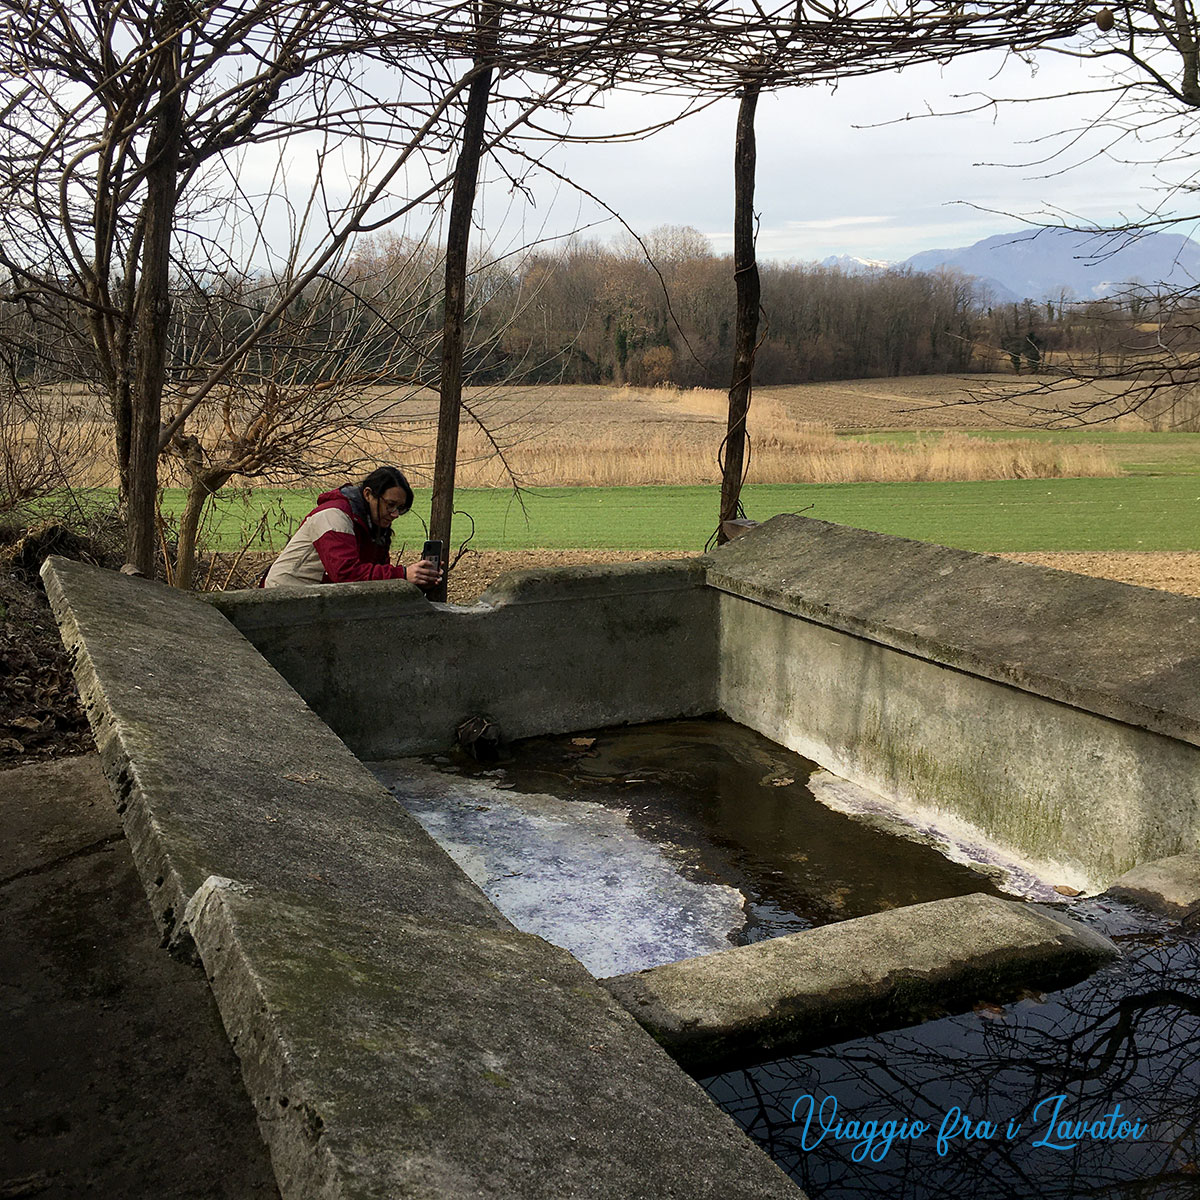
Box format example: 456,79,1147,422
754,431,1115,484
12,381,1115,506
1,384,114,510
667,386,735,419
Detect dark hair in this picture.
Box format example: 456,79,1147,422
360,466,413,514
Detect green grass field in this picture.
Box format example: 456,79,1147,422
146,427,1200,556
171,468,1200,556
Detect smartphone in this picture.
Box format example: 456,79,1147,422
422,538,443,573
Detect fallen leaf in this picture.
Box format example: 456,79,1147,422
571,737,596,748
1053,884,1083,897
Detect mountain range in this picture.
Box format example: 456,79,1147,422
820,228,1200,304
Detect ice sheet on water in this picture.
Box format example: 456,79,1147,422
374,761,747,978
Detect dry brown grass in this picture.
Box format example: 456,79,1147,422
25,376,1127,493
344,385,1117,486
2,379,115,505
4,420,115,489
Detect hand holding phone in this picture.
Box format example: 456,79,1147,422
404,540,444,589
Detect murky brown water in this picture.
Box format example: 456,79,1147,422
416,717,1200,1198
450,716,1008,939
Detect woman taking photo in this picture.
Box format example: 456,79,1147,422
263,466,441,590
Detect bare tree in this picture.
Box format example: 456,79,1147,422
0,0,479,571
428,2,499,602
651,0,1098,542
158,236,449,589
0,0,666,574
0,0,759,580
0,0,1106,578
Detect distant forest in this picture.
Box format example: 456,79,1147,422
3,225,1174,391
358,227,1184,387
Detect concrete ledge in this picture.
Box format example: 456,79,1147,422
43,557,803,1198
1106,853,1200,919
186,876,800,1200
209,559,718,758
203,575,430,631
40,557,508,951
703,514,1200,747
474,558,706,606
603,893,1118,1074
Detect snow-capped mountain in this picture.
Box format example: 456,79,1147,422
900,228,1200,304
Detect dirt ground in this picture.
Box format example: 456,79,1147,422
448,548,1200,604
995,551,1200,598
0,756,280,1199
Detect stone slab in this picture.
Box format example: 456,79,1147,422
703,514,1200,747
208,559,718,758
1106,852,1200,918
186,876,802,1200
603,893,1118,1074
0,757,278,1199
40,557,509,951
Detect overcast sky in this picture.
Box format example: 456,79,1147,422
471,45,1198,266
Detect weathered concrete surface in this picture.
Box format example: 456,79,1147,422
1107,852,1200,918
0,756,278,1199
41,556,508,950
42,559,804,1199
1,754,119,879
704,514,1200,745
603,893,1118,1074
716,591,1200,888
187,876,800,1200
208,560,717,758
706,516,1200,887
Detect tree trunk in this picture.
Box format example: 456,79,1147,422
717,78,762,545
110,375,133,503
175,465,233,591
428,40,495,602
126,9,183,574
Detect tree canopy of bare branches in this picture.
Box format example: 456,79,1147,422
0,0,1107,575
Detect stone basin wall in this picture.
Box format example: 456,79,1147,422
212,515,1200,888
705,517,1200,888
209,558,717,759
42,513,1200,1198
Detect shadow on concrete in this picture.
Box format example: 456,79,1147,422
1,755,278,1200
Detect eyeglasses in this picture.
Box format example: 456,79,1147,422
369,490,409,516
